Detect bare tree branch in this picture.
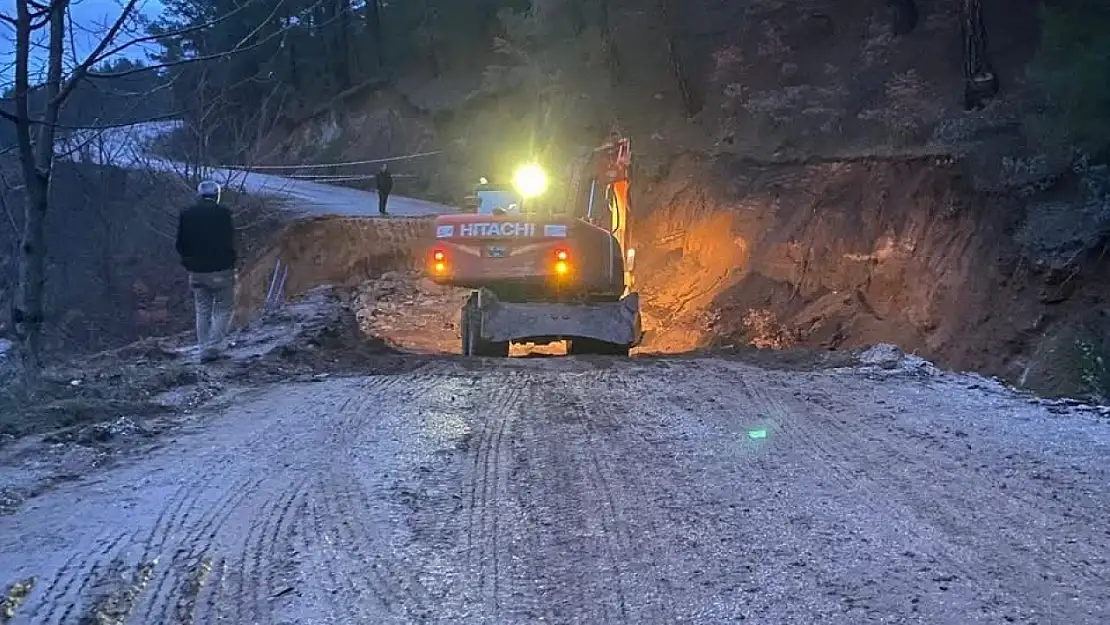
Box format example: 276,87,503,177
51,0,140,106
90,0,344,79
0,105,185,130
13,0,37,181
88,0,283,70
0,169,20,235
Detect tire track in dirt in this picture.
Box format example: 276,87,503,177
513,416,594,622
563,385,630,623
132,382,362,624
25,462,263,623
325,474,435,620
501,369,636,623
300,491,391,622
569,367,675,622
229,478,310,623
246,477,311,613
186,555,228,622
315,380,411,615
352,373,443,618
788,378,1110,601
225,487,282,624
736,371,1009,612
208,384,362,623
316,483,415,616
29,528,137,625
133,476,262,625
461,372,525,618
296,495,350,620
173,482,266,623
293,373,440,622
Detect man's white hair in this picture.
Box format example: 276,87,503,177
197,180,221,198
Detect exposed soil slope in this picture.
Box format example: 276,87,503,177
634,153,1110,396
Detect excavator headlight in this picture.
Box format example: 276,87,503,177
513,163,547,198
433,250,445,262
555,249,569,261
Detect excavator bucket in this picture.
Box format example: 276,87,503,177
472,288,642,348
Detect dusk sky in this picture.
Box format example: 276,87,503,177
1,0,165,88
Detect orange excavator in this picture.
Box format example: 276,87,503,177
426,131,642,356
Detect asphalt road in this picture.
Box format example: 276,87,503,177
206,164,453,217
54,121,455,218
2,356,1108,624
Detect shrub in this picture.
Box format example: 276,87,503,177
1027,1,1110,154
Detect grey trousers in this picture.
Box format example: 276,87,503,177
189,269,236,353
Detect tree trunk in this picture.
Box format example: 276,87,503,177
659,0,699,117
598,0,621,86
11,0,67,380
335,0,352,88
569,0,586,35
16,178,48,373
366,0,384,68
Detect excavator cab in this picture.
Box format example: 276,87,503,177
475,184,521,215
465,167,548,215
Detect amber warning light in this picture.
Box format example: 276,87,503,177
432,250,446,273
554,248,569,275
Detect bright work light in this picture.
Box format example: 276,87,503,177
513,163,547,198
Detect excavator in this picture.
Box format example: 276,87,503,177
426,131,641,356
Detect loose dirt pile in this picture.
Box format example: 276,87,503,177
353,271,469,353
0,286,411,443
0,285,423,515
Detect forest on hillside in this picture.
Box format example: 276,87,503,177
3,0,1109,163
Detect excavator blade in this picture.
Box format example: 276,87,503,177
474,288,642,347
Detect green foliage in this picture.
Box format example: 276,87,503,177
1027,1,1110,153
144,0,526,160
1075,337,1110,400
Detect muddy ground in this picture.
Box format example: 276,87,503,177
1,273,1110,624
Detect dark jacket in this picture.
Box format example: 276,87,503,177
176,199,237,273
375,169,393,194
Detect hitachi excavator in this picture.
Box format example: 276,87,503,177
426,131,641,356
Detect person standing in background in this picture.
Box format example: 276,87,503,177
375,163,393,215
176,180,237,362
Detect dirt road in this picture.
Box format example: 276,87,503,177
3,354,1109,624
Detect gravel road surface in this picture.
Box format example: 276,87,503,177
2,356,1109,624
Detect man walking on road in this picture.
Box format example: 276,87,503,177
176,180,237,363
375,163,393,215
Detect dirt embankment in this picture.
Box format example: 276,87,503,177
236,215,436,319
634,153,1110,397
235,215,478,354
